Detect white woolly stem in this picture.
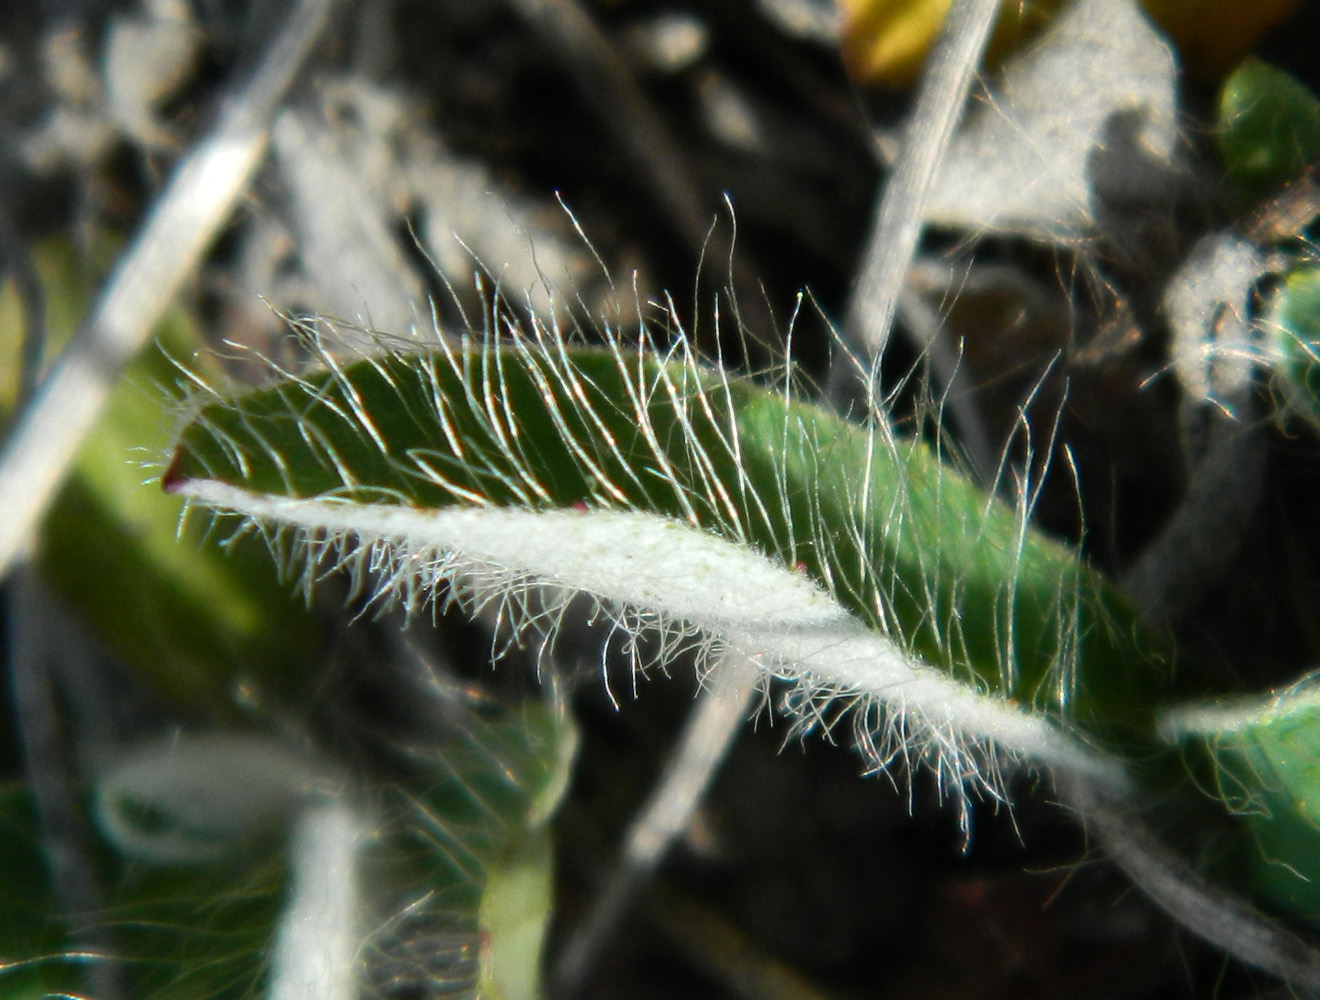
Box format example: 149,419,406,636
268,799,364,1000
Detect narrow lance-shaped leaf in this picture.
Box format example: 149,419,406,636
165,323,1171,808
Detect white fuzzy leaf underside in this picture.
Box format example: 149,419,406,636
178,479,1129,807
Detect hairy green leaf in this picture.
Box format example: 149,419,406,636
166,331,1172,794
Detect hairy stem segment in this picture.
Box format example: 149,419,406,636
268,800,364,1000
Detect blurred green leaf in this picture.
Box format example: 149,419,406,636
1268,266,1320,433
1218,57,1320,205
0,694,575,1000
1165,680,1320,922
0,786,82,1000
0,240,324,717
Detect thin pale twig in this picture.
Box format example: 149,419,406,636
0,0,337,582
1059,775,1320,993
836,0,1001,404
551,651,760,997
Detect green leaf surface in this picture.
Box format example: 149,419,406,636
1163,680,1320,923
0,787,81,1000
166,338,1172,749
1268,266,1320,432
1218,57,1320,205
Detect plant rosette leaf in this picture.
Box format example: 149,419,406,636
1160,677,1320,923
164,320,1174,821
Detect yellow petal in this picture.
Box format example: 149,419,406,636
837,0,1302,88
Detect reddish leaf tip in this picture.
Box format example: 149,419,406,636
161,451,191,493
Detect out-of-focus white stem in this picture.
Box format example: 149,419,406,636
553,653,759,995
269,800,364,1000
0,0,335,581
838,0,1000,401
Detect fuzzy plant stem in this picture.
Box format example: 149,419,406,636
268,799,364,1000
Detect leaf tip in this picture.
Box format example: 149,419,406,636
160,450,192,494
